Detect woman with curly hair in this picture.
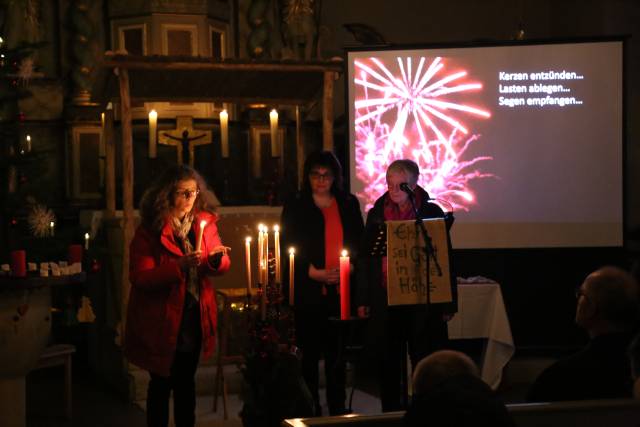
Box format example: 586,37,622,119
124,165,230,427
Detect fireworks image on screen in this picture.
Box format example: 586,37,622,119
354,56,493,211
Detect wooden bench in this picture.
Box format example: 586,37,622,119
33,344,76,419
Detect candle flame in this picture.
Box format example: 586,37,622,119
200,220,207,228
85,232,90,239
258,223,264,232
341,249,348,257
245,236,252,243
26,134,31,142
289,247,295,255
148,109,157,120
50,221,54,227
273,224,279,232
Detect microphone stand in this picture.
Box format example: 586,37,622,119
400,191,442,408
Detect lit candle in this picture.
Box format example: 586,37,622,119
269,108,278,156
219,109,229,158
258,224,264,283
84,232,90,250
50,221,55,237
25,134,31,152
289,247,295,306
245,237,252,294
263,227,269,284
196,220,206,252
99,113,106,157
148,109,158,158
339,249,350,320
274,225,281,283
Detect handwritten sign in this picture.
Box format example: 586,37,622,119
386,219,452,306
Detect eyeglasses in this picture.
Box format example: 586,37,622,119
309,171,333,181
174,189,199,200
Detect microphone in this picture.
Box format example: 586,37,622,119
399,182,414,197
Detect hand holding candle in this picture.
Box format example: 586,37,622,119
196,220,206,252
339,249,350,320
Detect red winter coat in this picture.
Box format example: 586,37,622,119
124,211,230,376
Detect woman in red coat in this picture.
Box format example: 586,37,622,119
124,165,230,427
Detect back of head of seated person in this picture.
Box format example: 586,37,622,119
528,266,640,402
404,350,515,427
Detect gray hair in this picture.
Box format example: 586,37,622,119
387,159,420,186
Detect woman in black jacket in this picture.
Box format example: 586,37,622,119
356,159,456,412
281,151,364,416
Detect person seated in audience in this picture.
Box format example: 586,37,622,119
629,333,640,399
404,350,515,427
528,266,640,402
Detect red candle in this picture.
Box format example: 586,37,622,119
68,244,83,264
10,250,26,277
339,250,350,320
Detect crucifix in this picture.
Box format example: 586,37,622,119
159,116,212,167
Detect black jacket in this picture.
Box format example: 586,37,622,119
281,191,365,308
356,187,457,314
527,332,635,402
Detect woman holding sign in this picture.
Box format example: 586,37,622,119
125,165,230,427
356,159,456,412
281,151,364,416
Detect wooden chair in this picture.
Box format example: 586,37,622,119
213,289,252,419
33,344,76,419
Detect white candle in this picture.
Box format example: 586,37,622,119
274,225,281,283
245,237,252,293
263,227,269,284
196,220,206,252
50,221,55,237
84,232,90,250
99,113,106,157
269,108,278,156
148,109,158,158
258,224,264,283
288,247,295,306
219,109,229,158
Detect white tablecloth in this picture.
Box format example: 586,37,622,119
447,283,514,389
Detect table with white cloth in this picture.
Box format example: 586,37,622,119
447,283,515,389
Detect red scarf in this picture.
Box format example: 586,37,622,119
381,185,427,288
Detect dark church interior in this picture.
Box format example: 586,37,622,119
1,0,640,426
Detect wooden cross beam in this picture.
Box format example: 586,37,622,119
158,116,212,167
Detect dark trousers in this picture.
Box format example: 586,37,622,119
296,293,347,416
378,306,449,412
147,349,201,427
